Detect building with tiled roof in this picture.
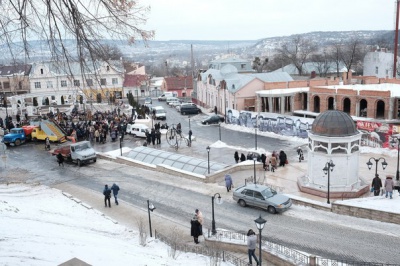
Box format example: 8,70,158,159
161,76,193,97
0,64,32,96
123,74,149,98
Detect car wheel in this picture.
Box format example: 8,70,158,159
93,158,97,163
238,199,246,207
32,137,37,142
267,206,276,214
15,139,21,146
132,134,136,138
182,111,186,115
77,159,81,167
206,121,209,125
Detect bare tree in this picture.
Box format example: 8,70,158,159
0,0,154,74
327,41,342,78
252,56,268,73
311,50,332,77
339,36,366,79
91,44,124,61
275,35,317,75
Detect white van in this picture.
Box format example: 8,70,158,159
126,123,149,138
158,92,173,101
151,106,167,120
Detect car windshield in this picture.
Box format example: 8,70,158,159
75,143,89,151
261,187,277,198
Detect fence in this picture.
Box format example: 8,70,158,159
155,229,250,266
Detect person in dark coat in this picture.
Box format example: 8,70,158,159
371,174,382,196
190,209,203,244
111,183,120,205
240,153,246,162
234,151,239,163
56,152,64,167
103,184,112,207
146,130,151,144
261,153,266,169
297,147,304,162
188,129,192,147
279,150,287,167
150,128,156,145
156,129,161,144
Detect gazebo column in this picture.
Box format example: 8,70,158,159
280,96,285,114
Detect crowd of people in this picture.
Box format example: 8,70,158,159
233,150,290,172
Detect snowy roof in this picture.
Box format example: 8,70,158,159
247,72,293,82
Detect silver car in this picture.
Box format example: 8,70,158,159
232,184,292,214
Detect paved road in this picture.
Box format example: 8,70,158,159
2,135,400,264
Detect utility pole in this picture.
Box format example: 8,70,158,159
394,0,400,78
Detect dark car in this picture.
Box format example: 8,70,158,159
180,104,201,115
201,115,225,125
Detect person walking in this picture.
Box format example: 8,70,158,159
45,137,51,151
56,152,64,167
156,129,161,145
225,174,233,192
247,229,260,266
234,151,239,163
297,147,304,162
111,183,120,205
188,129,192,147
190,209,203,244
371,174,383,196
240,153,246,162
261,153,266,170
150,128,156,145
270,155,277,172
103,184,112,207
384,175,394,199
279,150,287,167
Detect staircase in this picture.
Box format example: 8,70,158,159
32,120,67,143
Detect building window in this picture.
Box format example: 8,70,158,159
112,78,118,85
47,81,53,88
106,65,110,71
74,80,80,86
19,81,22,90
386,70,389,75
100,78,107,85
86,79,93,86
3,82,10,89
40,68,43,74
61,80,67,87
375,67,378,74
34,82,41,89
241,64,246,69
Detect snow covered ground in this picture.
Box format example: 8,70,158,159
0,184,232,266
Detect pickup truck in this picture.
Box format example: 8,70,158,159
2,126,35,146
52,141,97,167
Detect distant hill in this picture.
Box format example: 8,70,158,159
0,30,394,65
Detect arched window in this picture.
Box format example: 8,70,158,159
359,99,367,117
343,98,351,114
313,96,320,113
376,100,385,118
328,97,335,110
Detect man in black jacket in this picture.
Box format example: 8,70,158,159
103,184,112,207
371,174,382,196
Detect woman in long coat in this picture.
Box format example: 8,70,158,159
190,209,203,244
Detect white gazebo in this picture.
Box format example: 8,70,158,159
298,110,369,199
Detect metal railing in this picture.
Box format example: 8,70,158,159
155,230,249,266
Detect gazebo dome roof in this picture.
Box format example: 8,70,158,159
311,110,358,137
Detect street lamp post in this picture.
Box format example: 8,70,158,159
147,200,156,237
255,126,257,150
253,157,257,184
390,135,400,181
254,215,267,266
366,157,388,179
119,135,122,156
322,160,335,204
206,146,210,174
211,193,222,235
218,123,221,141
188,115,191,130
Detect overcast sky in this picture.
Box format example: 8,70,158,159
140,0,396,41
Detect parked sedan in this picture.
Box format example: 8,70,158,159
232,184,292,214
201,115,224,125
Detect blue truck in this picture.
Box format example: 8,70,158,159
2,127,33,146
